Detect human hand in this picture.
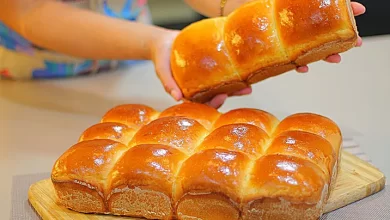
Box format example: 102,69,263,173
151,2,366,108
295,1,366,73
150,29,252,109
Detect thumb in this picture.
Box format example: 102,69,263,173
152,30,182,101
155,60,183,101
206,94,228,109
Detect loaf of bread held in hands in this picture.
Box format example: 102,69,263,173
170,0,358,103
51,102,342,220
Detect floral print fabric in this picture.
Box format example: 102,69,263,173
0,0,150,80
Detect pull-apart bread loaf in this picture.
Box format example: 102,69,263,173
170,0,358,103
51,102,342,220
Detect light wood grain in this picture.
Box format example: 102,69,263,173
28,151,386,220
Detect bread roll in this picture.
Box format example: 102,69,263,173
159,102,221,130
197,123,269,157
170,0,358,103
51,102,342,220
109,144,187,219
101,104,160,129
78,122,136,145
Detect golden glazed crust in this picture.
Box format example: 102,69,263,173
51,102,342,219
170,0,358,102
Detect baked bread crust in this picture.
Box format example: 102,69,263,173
51,102,342,220
170,0,358,102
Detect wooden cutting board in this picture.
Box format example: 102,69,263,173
28,151,386,220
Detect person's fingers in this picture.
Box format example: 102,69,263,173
231,87,252,96
351,2,366,16
204,87,251,109
296,65,309,73
292,3,364,74
206,94,228,109
155,62,183,101
324,54,342,63
323,36,363,63
356,36,363,47
153,33,183,101
351,2,365,48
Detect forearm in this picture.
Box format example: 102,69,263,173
0,0,167,60
184,0,250,17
